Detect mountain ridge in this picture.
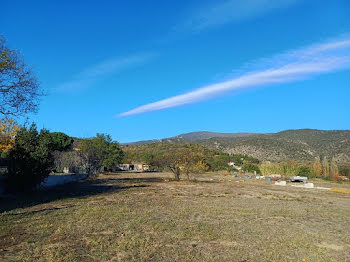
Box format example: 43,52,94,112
124,129,350,168
124,131,257,145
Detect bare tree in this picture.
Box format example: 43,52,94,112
0,36,42,117
329,157,339,181
322,156,329,178
312,156,322,177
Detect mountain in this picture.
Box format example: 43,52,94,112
124,131,256,145
126,129,350,168
174,131,256,141
197,129,350,167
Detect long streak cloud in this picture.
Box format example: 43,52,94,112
118,38,350,117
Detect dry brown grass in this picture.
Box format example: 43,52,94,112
0,172,349,262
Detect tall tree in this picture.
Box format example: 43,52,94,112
329,157,339,181
5,124,53,191
322,156,330,178
312,156,322,177
79,133,124,175
0,36,42,117
49,132,73,151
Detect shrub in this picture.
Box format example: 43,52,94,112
4,124,53,192
242,163,261,174
298,165,313,178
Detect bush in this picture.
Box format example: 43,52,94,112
339,166,350,178
4,124,53,192
242,163,261,174
298,165,314,178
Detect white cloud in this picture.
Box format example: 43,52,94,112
57,53,155,91
118,37,350,117
180,0,299,32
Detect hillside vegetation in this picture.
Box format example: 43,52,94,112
125,131,255,145
125,129,350,171
122,143,259,173
197,129,350,167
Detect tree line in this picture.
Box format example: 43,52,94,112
122,143,261,180
0,122,124,192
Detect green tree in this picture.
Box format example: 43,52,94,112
4,124,53,192
0,35,42,117
49,132,73,151
207,154,231,171
242,163,261,174
79,133,124,174
298,165,313,178
142,153,155,166
103,142,124,171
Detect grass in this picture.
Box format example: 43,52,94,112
0,172,350,262
330,188,350,194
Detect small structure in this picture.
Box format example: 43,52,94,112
269,174,282,179
304,183,314,188
290,176,308,182
118,164,132,171
117,163,150,172
275,181,287,186
266,174,282,181
291,182,314,189
61,166,86,174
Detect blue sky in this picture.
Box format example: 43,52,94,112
1,0,350,142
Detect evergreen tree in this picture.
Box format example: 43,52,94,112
5,124,53,191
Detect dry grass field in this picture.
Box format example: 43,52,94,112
0,172,349,262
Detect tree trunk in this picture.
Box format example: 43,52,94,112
185,168,190,181
170,166,181,181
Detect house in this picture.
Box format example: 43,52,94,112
117,163,150,172
117,164,132,171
